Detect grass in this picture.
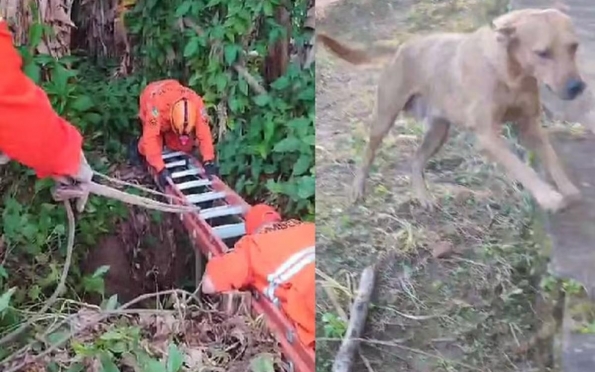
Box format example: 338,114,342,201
315,0,562,370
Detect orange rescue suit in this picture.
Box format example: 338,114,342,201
138,80,214,172
0,21,82,178
205,221,315,350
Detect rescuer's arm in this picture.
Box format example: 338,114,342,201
192,97,215,163
0,20,86,179
139,114,166,172
202,237,253,293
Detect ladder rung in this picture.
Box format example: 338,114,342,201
165,159,187,168
162,151,186,160
171,168,200,178
186,191,226,204
200,205,245,220
212,223,246,240
176,179,211,190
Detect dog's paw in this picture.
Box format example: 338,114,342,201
412,187,436,211
536,191,567,213
416,196,436,211
349,177,367,204
349,186,365,204
563,189,582,205
560,184,582,204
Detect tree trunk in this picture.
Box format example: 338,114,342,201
262,5,291,85
1,0,74,57
71,0,133,75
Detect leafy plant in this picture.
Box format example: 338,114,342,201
71,327,186,372
82,265,111,298
125,0,314,218
0,19,131,336
321,312,347,338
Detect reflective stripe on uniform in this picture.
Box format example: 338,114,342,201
263,245,315,305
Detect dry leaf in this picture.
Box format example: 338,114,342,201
184,348,204,370
85,356,102,372
71,308,103,334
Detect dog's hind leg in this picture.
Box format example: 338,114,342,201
411,117,451,210
350,85,411,203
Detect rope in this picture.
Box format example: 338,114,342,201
52,172,202,214
92,171,186,202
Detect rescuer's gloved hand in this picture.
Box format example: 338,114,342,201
203,161,219,180
0,152,10,165
157,168,172,190
52,151,94,212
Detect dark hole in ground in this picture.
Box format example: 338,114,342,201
81,205,196,305
81,157,245,305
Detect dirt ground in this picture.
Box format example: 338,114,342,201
315,0,557,371
81,168,195,304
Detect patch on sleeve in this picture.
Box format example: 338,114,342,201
151,107,159,118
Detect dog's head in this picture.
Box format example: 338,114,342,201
492,8,585,101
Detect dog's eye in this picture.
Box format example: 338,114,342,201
569,43,579,54
535,49,551,59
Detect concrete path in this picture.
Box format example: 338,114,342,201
509,1,595,371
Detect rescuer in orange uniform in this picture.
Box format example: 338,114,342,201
0,17,93,211
131,79,218,189
202,204,315,350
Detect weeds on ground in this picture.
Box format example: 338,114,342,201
0,290,283,372
315,0,555,370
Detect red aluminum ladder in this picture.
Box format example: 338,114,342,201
147,148,315,372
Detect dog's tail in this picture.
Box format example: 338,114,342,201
317,33,399,65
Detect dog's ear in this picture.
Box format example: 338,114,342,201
550,1,570,14
491,22,516,43
491,9,531,43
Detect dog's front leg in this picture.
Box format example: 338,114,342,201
518,117,581,203
475,129,567,212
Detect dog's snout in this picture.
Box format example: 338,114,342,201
566,78,586,100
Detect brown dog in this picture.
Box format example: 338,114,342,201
319,8,585,212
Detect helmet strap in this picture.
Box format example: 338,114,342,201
182,99,189,134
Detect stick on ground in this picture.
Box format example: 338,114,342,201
332,264,376,372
